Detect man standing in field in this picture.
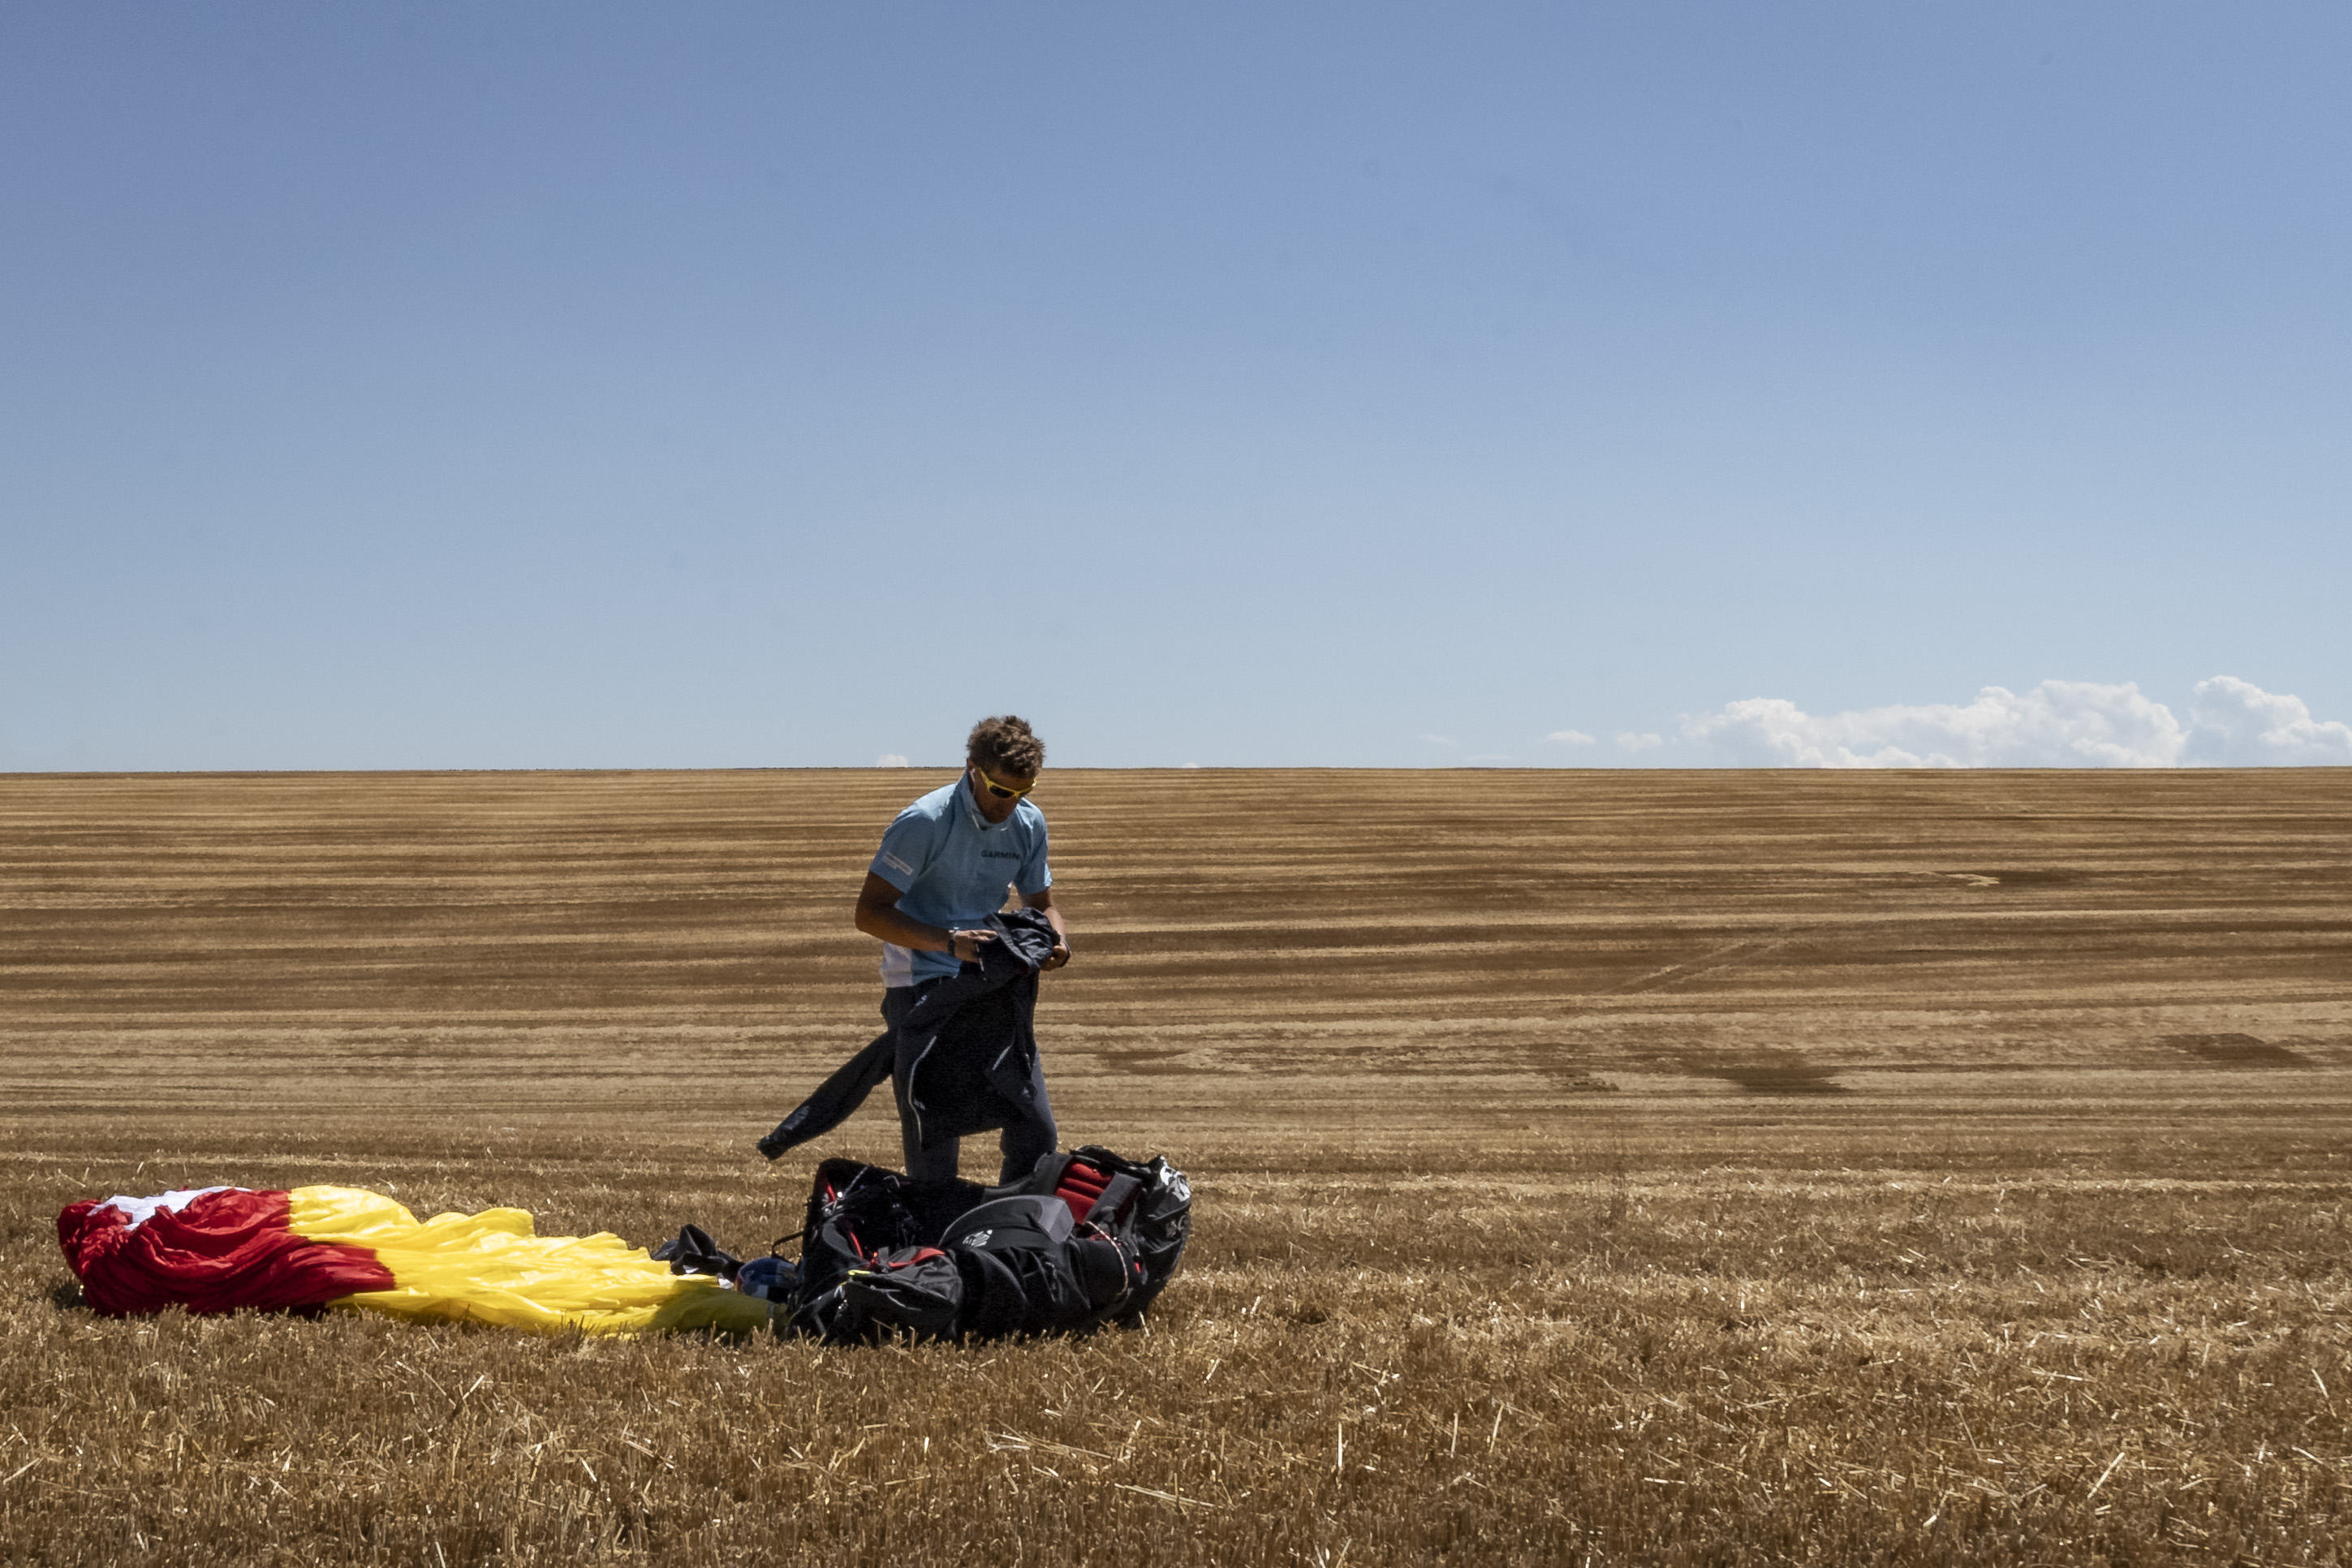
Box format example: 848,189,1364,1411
851,715,1070,1183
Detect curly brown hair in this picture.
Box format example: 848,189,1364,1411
966,715,1045,778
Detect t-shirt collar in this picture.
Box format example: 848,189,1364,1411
956,772,1009,833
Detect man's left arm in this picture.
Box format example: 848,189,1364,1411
1022,885,1070,970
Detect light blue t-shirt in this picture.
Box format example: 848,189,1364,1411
868,773,1051,987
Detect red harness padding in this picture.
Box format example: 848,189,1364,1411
1053,1161,1112,1226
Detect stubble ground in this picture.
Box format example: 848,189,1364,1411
2,768,2349,1564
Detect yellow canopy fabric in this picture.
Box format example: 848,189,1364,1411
286,1185,772,1338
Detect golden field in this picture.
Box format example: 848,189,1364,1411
3,767,2350,1565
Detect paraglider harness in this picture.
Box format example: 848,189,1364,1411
661,1146,1191,1344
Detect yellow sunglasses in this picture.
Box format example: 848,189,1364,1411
974,766,1035,801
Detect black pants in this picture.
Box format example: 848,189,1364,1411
881,984,1058,1186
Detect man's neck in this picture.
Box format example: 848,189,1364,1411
960,773,997,829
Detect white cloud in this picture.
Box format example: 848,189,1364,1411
1419,733,1460,748
2185,677,2352,765
1616,731,1664,752
1682,677,2351,768
874,753,911,768
1545,729,1596,745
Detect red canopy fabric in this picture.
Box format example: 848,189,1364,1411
57,1187,395,1316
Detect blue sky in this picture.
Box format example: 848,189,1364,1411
5,3,2348,768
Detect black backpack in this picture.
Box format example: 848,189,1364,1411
1036,1145,1194,1322
786,1146,1192,1344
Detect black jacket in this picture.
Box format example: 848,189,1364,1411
759,908,1059,1161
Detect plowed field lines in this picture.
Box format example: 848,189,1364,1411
3,769,2349,1564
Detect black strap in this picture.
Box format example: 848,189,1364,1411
1019,1151,1076,1197
1083,1173,1142,1227
650,1223,742,1278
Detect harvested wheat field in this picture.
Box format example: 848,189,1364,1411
4,767,2351,1566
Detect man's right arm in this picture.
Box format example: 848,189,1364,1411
854,872,988,963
